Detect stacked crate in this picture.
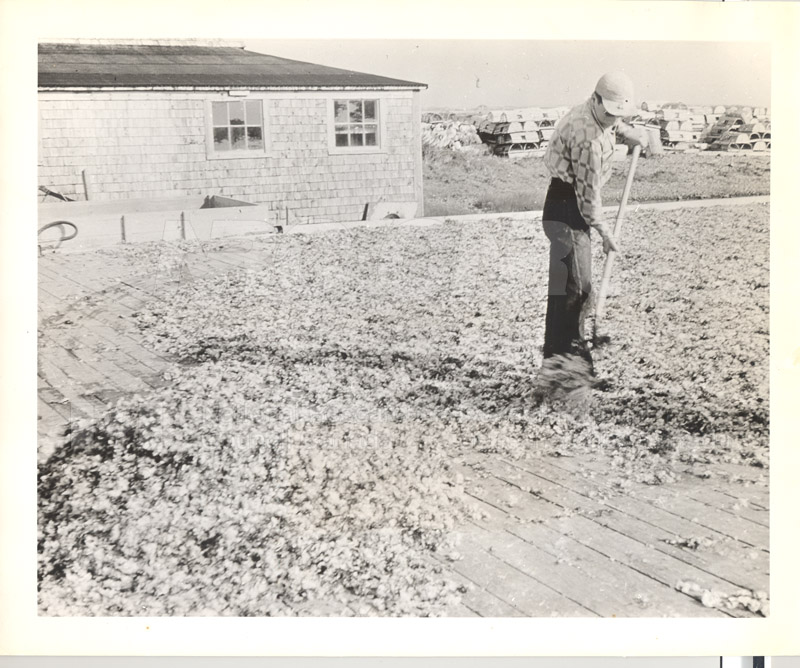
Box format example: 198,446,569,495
712,121,771,152
638,103,771,152
469,101,771,156
476,107,567,159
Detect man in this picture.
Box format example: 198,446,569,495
541,71,648,376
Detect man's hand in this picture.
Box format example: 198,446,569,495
618,123,650,149
631,126,650,148
595,224,620,255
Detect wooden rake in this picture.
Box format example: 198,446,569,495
592,144,642,347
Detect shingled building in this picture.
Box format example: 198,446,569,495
38,40,426,223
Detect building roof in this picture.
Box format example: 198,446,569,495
38,42,427,91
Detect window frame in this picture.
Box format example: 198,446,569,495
205,97,270,160
327,97,387,155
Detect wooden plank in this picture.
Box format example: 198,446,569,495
481,494,744,616
39,337,109,391
40,328,150,403
78,315,166,379
466,451,765,583
37,283,67,313
533,514,743,616
663,466,769,514
37,264,86,301
717,486,769,512
63,340,151,396
81,275,160,309
37,398,70,459
63,317,160,385
84,310,175,370
38,396,69,425
42,255,167,308
44,254,121,293
677,458,770,495
446,603,480,617
36,355,105,425
94,290,147,318
465,457,760,616
544,456,769,551
465,488,729,617
449,527,596,617
432,563,522,617
466,460,740,607
482,456,768,594
464,511,669,617
39,195,205,219
637,475,767,527
568,452,769,522
41,207,276,252
191,209,277,240
683,461,769,494
459,462,565,524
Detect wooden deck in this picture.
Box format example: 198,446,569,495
37,239,769,618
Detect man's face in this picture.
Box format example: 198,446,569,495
592,95,619,129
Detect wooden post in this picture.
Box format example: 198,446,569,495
81,169,93,201
594,144,641,322
120,215,127,243
285,207,289,228
180,211,186,240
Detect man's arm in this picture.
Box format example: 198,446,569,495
571,142,620,254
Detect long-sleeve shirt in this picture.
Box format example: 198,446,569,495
544,98,637,228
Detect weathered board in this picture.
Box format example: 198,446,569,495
39,195,279,253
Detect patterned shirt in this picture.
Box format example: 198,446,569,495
544,98,617,228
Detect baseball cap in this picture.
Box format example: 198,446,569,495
595,71,635,117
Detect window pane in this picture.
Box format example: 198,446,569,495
350,131,364,147
213,127,230,150
334,101,349,123
231,126,246,150
363,100,376,121
245,100,262,124
335,132,349,147
364,128,377,146
212,102,228,126
229,101,245,125
247,126,263,150
349,100,362,123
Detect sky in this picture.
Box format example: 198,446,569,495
244,39,771,112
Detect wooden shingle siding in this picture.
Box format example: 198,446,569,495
38,90,422,223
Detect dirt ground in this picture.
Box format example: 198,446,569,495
423,147,770,216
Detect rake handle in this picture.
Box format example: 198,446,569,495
594,144,641,322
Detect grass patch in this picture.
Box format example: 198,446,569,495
423,145,770,216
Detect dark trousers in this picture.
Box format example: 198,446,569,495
542,178,593,369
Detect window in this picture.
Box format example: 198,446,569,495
333,99,379,148
210,100,265,153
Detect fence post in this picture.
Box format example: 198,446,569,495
81,169,93,201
